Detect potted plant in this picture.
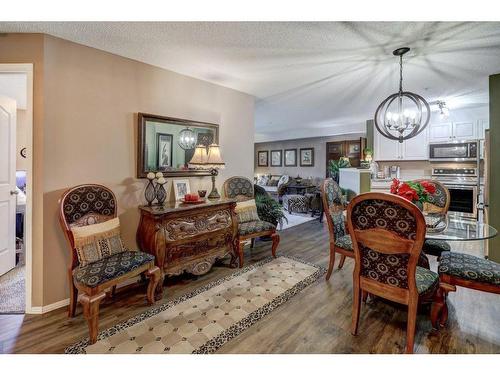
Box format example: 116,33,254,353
390,179,436,210
255,194,288,228
328,156,351,183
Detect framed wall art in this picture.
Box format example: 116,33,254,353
257,150,269,167
300,148,314,167
270,150,282,167
284,149,297,167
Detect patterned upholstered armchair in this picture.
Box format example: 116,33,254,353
321,178,351,280
59,184,161,344
223,177,280,267
414,179,451,258
347,192,439,354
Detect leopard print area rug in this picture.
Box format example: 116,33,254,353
65,256,325,354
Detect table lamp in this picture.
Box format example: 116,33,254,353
189,143,226,200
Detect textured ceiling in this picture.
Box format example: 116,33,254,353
2,22,500,141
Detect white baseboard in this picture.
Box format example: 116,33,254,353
28,276,141,314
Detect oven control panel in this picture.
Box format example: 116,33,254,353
432,168,477,177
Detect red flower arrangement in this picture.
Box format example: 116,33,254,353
390,178,436,207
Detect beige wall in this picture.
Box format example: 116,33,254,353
254,133,365,178
1,33,255,306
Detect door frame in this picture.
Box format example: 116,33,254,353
0,64,34,313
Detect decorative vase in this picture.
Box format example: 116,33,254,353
144,172,157,206
155,178,167,205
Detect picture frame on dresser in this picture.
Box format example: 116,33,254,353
300,148,314,167
173,179,191,201
284,149,297,167
270,150,282,167
257,150,269,167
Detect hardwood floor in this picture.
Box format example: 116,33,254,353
1,219,499,354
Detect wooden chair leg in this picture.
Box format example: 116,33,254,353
145,266,162,304
326,244,336,281
361,290,368,303
351,285,361,336
271,232,280,258
338,254,346,269
68,271,78,318
431,287,445,329
405,299,418,354
79,292,106,345
238,241,245,268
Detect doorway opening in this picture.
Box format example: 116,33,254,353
0,64,33,314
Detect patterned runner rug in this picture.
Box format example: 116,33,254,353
66,256,324,354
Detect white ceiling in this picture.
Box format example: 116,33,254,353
2,22,500,141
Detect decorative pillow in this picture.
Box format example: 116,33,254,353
71,217,126,266
234,199,260,223
257,175,269,186
277,175,289,188
267,179,279,187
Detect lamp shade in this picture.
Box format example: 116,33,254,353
205,143,225,169
188,144,207,168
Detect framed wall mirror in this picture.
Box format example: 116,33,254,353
137,113,219,178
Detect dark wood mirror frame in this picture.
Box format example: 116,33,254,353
137,113,219,178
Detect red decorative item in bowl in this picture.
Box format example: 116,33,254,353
390,178,436,210
181,193,204,204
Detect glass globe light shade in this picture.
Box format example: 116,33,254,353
178,128,197,150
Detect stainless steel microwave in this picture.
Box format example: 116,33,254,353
429,141,478,161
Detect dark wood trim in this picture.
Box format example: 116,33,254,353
137,112,219,178
299,147,314,167
284,148,297,167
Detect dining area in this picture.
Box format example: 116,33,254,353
321,177,500,353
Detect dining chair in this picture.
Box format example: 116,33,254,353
223,176,280,267
59,184,161,344
321,178,351,280
346,192,439,353
413,179,451,258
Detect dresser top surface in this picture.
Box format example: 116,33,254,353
139,198,236,215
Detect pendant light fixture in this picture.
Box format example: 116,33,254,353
178,127,196,150
374,47,431,143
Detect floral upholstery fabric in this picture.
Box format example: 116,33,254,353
334,235,353,251
423,239,451,257
283,194,309,213
62,185,116,225
415,266,439,295
331,211,347,238
351,198,422,290
224,177,254,201
438,251,500,286
324,179,347,207
73,251,155,287
238,220,276,236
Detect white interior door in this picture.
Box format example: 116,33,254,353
0,96,17,276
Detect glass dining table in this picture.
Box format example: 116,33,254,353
425,216,498,241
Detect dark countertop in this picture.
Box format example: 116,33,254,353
139,198,236,214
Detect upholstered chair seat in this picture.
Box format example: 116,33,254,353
415,266,439,295
73,251,155,288
438,251,500,285
334,235,353,251
422,239,451,257
238,220,276,237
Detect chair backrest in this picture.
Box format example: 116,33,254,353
413,179,450,214
321,178,348,243
59,184,117,269
346,192,426,300
223,176,254,202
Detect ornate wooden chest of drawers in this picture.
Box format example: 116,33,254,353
137,199,238,293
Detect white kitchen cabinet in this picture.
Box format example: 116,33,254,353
429,122,453,142
429,121,476,142
374,126,428,161
374,129,401,160
453,122,475,140
477,119,489,139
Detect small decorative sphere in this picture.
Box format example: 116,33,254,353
157,177,166,184
155,172,163,179
147,172,156,180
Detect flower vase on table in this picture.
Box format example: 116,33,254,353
144,172,157,206
390,178,436,210
155,172,167,205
